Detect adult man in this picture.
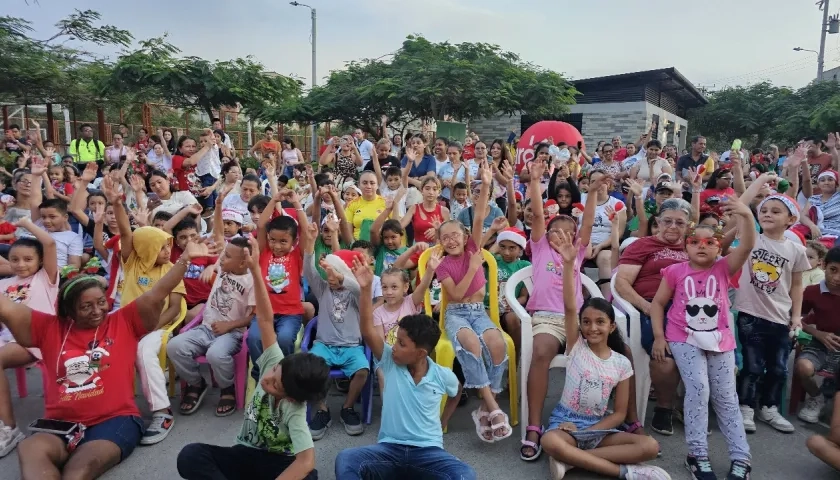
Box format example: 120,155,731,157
354,128,375,169
248,127,282,159
4,124,31,154
211,117,234,151
118,123,130,138
612,135,628,161
68,124,106,168
806,135,839,184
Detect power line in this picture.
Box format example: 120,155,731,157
708,57,815,85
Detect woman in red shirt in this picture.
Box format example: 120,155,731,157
700,168,736,217
1,241,215,479
401,176,449,244
171,131,213,197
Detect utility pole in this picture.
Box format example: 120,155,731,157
291,2,318,163
818,0,830,82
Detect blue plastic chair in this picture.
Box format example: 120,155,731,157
301,317,374,424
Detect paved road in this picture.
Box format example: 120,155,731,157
1,367,836,479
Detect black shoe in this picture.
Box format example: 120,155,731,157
686,456,718,480
335,378,350,393
308,409,331,441
651,407,674,436
340,407,364,435
726,460,751,480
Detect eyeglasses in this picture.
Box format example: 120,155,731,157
16,179,32,186
440,232,463,243
659,218,687,228
686,236,720,248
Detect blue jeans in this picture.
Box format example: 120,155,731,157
639,299,672,357
335,442,476,480
198,173,217,208
443,303,507,393
736,312,791,408
246,314,303,379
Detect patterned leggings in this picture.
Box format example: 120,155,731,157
669,342,751,462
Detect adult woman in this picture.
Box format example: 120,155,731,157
320,134,362,187
630,140,672,187
400,134,437,188
614,198,691,436
438,141,470,201
162,129,177,155
489,139,514,211
808,170,840,238
363,138,400,173
146,140,172,174
4,241,212,479
401,176,450,244
172,132,213,198
390,134,403,158
6,170,34,240
546,162,581,216
432,137,449,174
105,134,128,165
345,170,386,240
519,142,554,201
148,170,201,220
593,143,621,177
700,167,736,216
280,137,304,178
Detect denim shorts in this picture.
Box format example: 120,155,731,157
640,300,672,357
54,415,144,461
309,342,369,378
444,303,507,392
546,403,618,450
198,173,217,208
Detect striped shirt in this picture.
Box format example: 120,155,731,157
809,192,840,237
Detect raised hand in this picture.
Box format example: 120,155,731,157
245,236,260,270
721,196,751,218
351,257,373,289
188,202,204,216
183,239,211,260
490,216,508,232
624,178,643,197
469,247,484,270
133,206,150,226
80,162,97,183
92,204,105,224
101,176,122,204
324,214,339,233
129,174,146,193
412,241,431,254
306,222,318,239
426,247,443,271
552,229,579,264
478,160,493,184
530,157,546,180
125,149,137,165
29,155,46,176
827,132,837,149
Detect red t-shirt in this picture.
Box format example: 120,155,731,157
172,154,201,195
808,153,834,184
260,246,304,314
617,235,688,300
170,245,217,307
412,203,443,243
30,301,148,426
803,283,840,334
463,144,476,161
0,221,16,244
614,147,629,162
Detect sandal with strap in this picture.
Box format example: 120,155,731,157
488,409,513,442
180,381,208,415
470,409,495,443
520,425,543,461
215,386,237,417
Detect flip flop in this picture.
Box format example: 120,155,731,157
470,409,494,443
520,425,543,461
488,409,513,442
180,382,208,415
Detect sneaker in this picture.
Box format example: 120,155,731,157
549,457,574,479
757,405,794,433
739,405,756,433
651,407,674,436
0,422,25,458
626,464,672,479
685,456,718,480
798,394,824,424
340,407,364,436
726,460,751,480
141,409,175,445
309,409,332,440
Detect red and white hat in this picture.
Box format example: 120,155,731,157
496,227,527,249
818,169,839,183
783,229,806,246
221,209,243,224
324,250,365,280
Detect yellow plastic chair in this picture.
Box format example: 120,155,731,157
159,297,188,397
417,247,519,429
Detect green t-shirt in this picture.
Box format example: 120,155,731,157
313,235,349,279
375,245,408,276
483,254,530,310
236,343,313,455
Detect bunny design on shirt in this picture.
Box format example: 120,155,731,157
683,275,723,352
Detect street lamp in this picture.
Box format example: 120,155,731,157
290,1,318,163
793,47,819,54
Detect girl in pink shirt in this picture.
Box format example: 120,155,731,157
650,197,756,478
431,161,511,443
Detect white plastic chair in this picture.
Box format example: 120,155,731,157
508,267,627,442
610,275,651,425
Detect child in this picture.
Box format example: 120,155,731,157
0,219,58,457
435,161,512,443
795,247,840,424
246,190,308,374
222,173,261,226
176,236,328,480
167,237,256,417
806,371,840,471
651,197,756,479
28,158,82,270
334,259,476,480
168,216,217,321
803,240,828,288
370,193,408,275
372,263,437,392
350,239,383,306
449,181,471,220
520,160,598,461
47,164,73,201
0,196,18,245
103,175,186,445
735,182,811,434
483,222,531,355
302,222,368,439
248,194,271,231
541,229,668,480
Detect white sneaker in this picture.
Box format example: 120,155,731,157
549,458,574,479
626,464,672,479
798,395,824,424
740,405,756,433
758,405,795,433
0,422,25,458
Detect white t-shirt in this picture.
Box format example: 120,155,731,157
50,230,84,268
202,270,256,327
559,336,633,418
222,194,253,226
578,194,625,246
196,145,221,178
153,191,199,217
146,150,172,172
357,139,375,162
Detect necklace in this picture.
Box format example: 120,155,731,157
55,320,100,382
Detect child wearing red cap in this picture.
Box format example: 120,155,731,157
484,223,531,353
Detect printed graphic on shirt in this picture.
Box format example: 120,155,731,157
683,276,723,351
137,275,153,288
331,289,352,322
184,262,203,280
185,170,203,196
382,251,398,271
569,370,610,416
210,273,247,318
242,394,293,454
57,338,113,401
429,278,442,305
266,257,290,294
385,322,399,346
4,282,30,303
749,248,788,294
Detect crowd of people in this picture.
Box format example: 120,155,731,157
0,118,839,480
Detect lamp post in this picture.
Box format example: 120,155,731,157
290,1,318,163
816,0,840,82
793,47,818,54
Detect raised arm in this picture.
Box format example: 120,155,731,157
352,258,384,360
557,230,581,353
163,203,203,235
319,146,336,167
102,176,134,262
371,192,401,247
730,151,747,195
578,175,605,247
471,161,492,246
724,196,757,275
739,171,777,207
330,187,354,246
17,217,58,283
503,163,518,227
411,249,440,306
27,154,44,222
69,163,98,226
529,159,548,242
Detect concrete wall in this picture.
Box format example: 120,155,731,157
468,113,522,141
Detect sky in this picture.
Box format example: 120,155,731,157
14,0,840,92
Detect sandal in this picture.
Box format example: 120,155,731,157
180,381,208,415
520,425,543,461
488,409,513,442
619,421,644,435
215,386,237,417
470,409,495,443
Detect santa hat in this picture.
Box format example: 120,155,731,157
818,170,839,183
514,191,523,202
783,229,806,246
221,209,243,224
758,194,799,222
496,227,527,249
324,250,364,280
544,199,559,210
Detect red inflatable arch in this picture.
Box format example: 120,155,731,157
515,121,584,173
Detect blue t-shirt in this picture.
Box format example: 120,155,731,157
400,154,437,178
377,344,459,449
456,203,505,233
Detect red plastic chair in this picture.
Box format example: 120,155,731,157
14,362,49,399
177,310,250,411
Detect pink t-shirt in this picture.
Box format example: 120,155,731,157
525,235,585,313
435,238,487,300
662,258,736,352
373,296,419,346
0,268,59,360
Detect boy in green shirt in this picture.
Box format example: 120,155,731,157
484,220,531,353
176,236,330,480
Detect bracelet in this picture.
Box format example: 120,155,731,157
692,188,701,193
176,256,190,266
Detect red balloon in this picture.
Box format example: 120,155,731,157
515,121,585,173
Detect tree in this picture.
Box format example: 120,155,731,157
256,35,578,137
107,37,303,119
0,10,131,105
